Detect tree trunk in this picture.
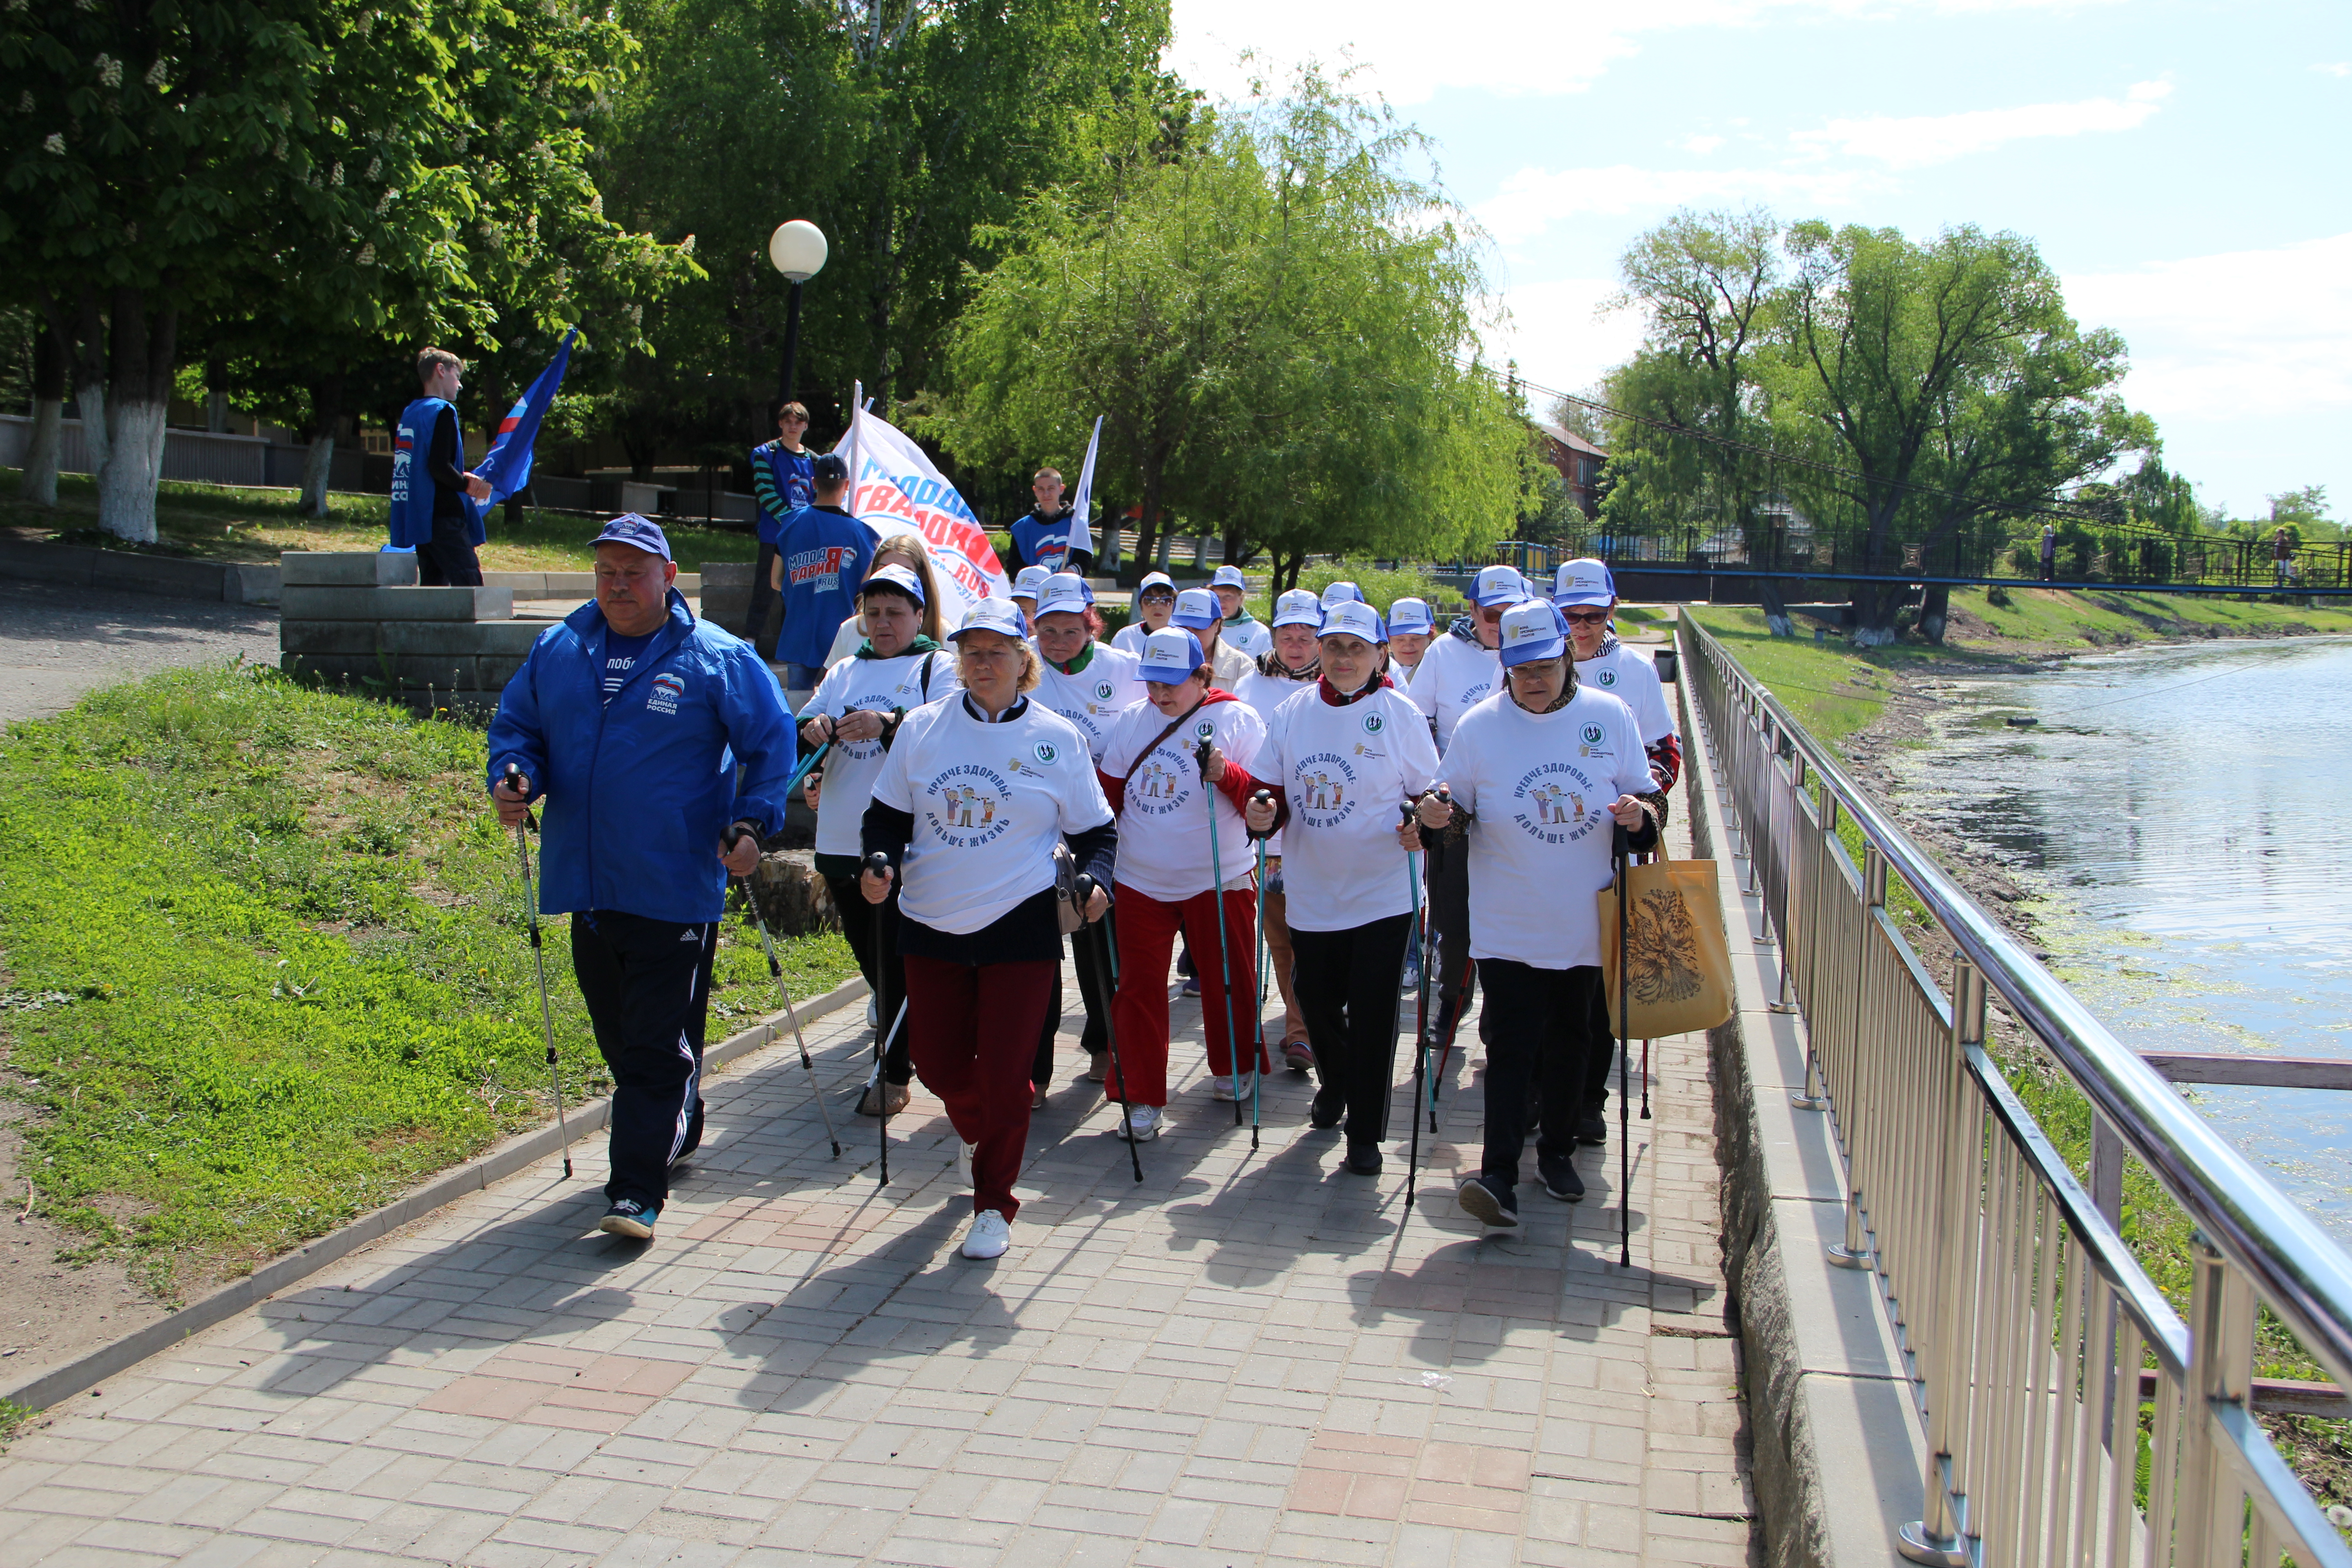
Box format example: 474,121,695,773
20,330,64,504
1132,465,1164,582
75,378,110,487
1756,576,1794,638
1849,581,1905,647
1918,584,1950,645
93,290,176,546
300,375,343,517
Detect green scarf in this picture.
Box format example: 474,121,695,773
853,633,943,661
1048,639,1097,676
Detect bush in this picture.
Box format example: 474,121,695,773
1293,557,1446,615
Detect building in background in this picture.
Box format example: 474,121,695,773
1532,421,1607,518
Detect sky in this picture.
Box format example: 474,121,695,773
1166,0,2352,520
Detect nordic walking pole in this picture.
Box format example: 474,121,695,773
1078,874,1142,1180
1427,787,1461,1125
781,736,834,805
1614,822,1633,1270
1248,790,1274,1152
862,851,908,1188
504,764,573,1179
1399,802,1426,1209
726,828,839,1158
1637,850,1653,1122
1413,796,1437,1139
1196,740,1247,1130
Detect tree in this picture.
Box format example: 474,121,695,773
1774,220,2142,643
934,69,1520,583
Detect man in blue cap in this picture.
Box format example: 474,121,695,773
771,452,874,709
488,514,798,1241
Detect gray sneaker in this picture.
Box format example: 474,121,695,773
1454,1176,1519,1231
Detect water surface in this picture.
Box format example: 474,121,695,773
1883,637,2352,1243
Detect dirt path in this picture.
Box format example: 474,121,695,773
0,577,279,730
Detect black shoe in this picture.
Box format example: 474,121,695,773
1309,1083,1346,1129
1577,1104,1607,1146
1342,1142,1383,1176
1454,1175,1519,1230
1539,1154,1586,1202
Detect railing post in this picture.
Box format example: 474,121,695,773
1772,752,1804,1014
1899,957,1986,1567
2176,1238,2257,1563
1828,843,1886,1272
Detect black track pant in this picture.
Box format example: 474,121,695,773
827,873,910,1086
1291,914,1413,1143
1474,960,1607,1192
415,512,483,587
570,910,718,1210
1422,835,1479,1045
1032,909,1116,1086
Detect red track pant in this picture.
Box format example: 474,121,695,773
1110,882,1269,1107
902,954,1055,1221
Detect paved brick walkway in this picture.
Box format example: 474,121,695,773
1,831,1751,1567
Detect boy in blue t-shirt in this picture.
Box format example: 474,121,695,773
771,452,874,706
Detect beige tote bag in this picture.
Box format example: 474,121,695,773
1597,841,1735,1038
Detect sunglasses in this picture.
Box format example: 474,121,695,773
1562,609,1610,627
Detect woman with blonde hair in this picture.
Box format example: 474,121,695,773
824,532,947,664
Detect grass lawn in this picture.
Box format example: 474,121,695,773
0,664,854,1304
0,470,760,574
1964,583,2352,645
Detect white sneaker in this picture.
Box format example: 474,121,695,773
956,1141,976,1189
1120,1104,1163,1141
1210,1075,1239,1102
961,1209,1011,1259
867,995,880,1028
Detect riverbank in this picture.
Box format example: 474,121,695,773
1685,603,2352,1512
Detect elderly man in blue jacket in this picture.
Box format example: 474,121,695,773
488,514,794,1241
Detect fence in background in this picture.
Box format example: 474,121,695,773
1683,613,2352,1567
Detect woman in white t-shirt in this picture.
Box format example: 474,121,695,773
1025,573,1148,1088
1233,587,1326,1072
1112,571,1178,655
1097,628,1272,1131
1413,601,1657,1234
821,533,950,668
1385,596,1435,693
798,564,957,1116
861,599,1116,1262
1244,601,1439,1173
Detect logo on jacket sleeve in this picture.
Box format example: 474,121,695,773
649,671,686,715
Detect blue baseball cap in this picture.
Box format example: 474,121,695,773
1318,600,1386,643
1034,573,1092,619
862,563,925,606
593,513,672,561
1387,596,1434,635
1210,564,1247,591
1319,580,1367,607
1171,587,1221,630
1473,564,1528,608
952,597,1028,642
1011,566,1051,600
1138,627,1208,683
1497,600,1568,667
1271,588,1323,629
1554,558,1616,608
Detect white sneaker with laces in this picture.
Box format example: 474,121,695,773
1210,1075,1239,1102
956,1141,976,1189
1121,1104,1163,1141
961,1209,1011,1259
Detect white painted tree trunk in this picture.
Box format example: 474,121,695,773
1764,613,1794,638
20,399,61,504
299,433,334,516
75,379,110,484
1850,624,1897,648
97,399,166,544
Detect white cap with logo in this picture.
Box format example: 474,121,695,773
1318,599,1386,643
1496,600,1568,667
1138,626,1208,682
1553,558,1615,608
1034,572,1091,619
952,597,1029,642
1473,564,1529,608
1271,588,1323,628
1011,565,1051,599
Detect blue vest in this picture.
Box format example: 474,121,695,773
388,397,484,547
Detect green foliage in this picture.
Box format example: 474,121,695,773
0,1400,30,1446
0,664,852,1295
931,69,1521,586
1292,557,1446,615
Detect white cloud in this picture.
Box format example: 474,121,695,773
1792,78,2172,167
2065,233,2352,420
1681,133,1727,154
2316,63,2351,78
1475,163,1877,246
1477,276,1652,403
1166,0,2122,107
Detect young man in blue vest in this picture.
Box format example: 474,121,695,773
487,514,796,1241
770,452,875,708
389,348,494,586
746,400,816,660
1008,467,1094,576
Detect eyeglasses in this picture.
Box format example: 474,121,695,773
1562,610,1610,627
1140,591,1176,604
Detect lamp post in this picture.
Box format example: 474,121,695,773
767,219,829,411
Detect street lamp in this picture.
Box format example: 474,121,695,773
767,219,828,411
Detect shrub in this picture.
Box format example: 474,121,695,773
1293,557,1446,615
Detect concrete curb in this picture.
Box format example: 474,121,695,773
0,536,280,606
1677,659,1924,1568
2,974,868,1415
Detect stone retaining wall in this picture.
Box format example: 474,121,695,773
277,551,535,711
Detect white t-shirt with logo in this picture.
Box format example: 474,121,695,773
1575,642,1676,747
1224,616,1273,660
1235,666,1313,858
802,648,960,858
1259,684,1441,932
1409,631,1502,750
1112,620,1163,656
1098,696,1266,902
1031,642,1148,760
1436,686,1655,970
868,696,1112,935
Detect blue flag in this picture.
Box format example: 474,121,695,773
471,327,576,505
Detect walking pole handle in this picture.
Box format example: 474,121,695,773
501,761,539,832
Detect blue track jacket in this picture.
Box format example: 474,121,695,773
487,590,794,922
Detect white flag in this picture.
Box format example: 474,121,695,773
1069,414,1103,563
836,401,1009,625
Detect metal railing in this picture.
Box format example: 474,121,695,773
1681,613,2352,1568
